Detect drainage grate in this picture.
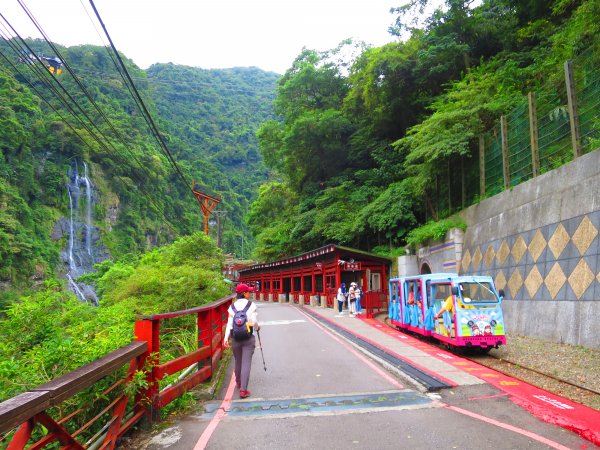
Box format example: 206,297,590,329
202,391,432,417
304,309,451,391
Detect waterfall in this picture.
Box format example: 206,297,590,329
65,160,98,305
82,162,93,258
67,188,76,272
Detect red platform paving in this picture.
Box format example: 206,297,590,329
360,316,600,446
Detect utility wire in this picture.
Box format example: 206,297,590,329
4,3,185,228
4,0,209,233
0,19,180,234
87,0,193,192
14,1,165,179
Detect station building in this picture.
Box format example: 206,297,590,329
238,244,392,317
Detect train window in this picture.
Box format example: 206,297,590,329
458,282,498,304
426,281,432,307
431,283,451,311
433,283,451,301
404,280,419,305
391,281,399,301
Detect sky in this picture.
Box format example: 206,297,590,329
2,0,407,74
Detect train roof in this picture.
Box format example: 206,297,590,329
390,273,458,283
390,273,496,284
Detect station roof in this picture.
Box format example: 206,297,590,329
239,244,392,273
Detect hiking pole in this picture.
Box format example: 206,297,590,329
256,329,267,371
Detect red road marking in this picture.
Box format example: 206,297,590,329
193,373,236,450
445,405,572,450
365,318,600,446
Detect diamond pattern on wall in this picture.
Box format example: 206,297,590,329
484,245,495,268
462,249,472,272
548,224,570,259
568,259,594,299
507,269,524,298
528,230,547,262
571,216,598,256
494,270,507,291
472,247,483,268
525,266,543,297
496,240,510,265
462,210,600,302
511,236,527,264
545,263,567,299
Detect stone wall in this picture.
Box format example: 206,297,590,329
459,149,600,348
396,228,464,277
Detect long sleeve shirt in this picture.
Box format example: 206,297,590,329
223,298,258,344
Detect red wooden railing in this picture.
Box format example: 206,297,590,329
0,294,234,449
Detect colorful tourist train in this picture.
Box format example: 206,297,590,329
388,273,507,352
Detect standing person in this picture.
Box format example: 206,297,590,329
224,283,259,398
336,282,347,315
348,282,357,317
355,283,363,315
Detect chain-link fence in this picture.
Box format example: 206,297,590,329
575,47,600,155
433,46,600,217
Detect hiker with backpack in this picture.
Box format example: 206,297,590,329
224,283,260,398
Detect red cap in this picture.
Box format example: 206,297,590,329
235,283,255,294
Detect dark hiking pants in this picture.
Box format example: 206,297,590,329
232,335,256,391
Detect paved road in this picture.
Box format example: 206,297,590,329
137,302,597,450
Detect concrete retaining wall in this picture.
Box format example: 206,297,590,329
396,149,600,347
459,149,600,348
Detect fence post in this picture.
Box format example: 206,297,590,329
564,60,582,158
197,310,211,374
528,92,540,177
461,156,466,209
134,319,160,423
479,135,485,198
447,160,451,213
501,115,510,189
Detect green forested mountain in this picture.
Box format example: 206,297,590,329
0,41,278,295
146,64,279,251
252,0,600,259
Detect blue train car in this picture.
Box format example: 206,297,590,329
388,273,506,352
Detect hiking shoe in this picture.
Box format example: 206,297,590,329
240,389,251,398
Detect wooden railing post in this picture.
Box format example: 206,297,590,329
197,310,211,373
528,92,540,177
134,319,160,423
565,60,582,158
501,115,511,189
479,135,485,198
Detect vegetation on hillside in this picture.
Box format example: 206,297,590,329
0,42,278,291
0,233,228,401
253,0,600,258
